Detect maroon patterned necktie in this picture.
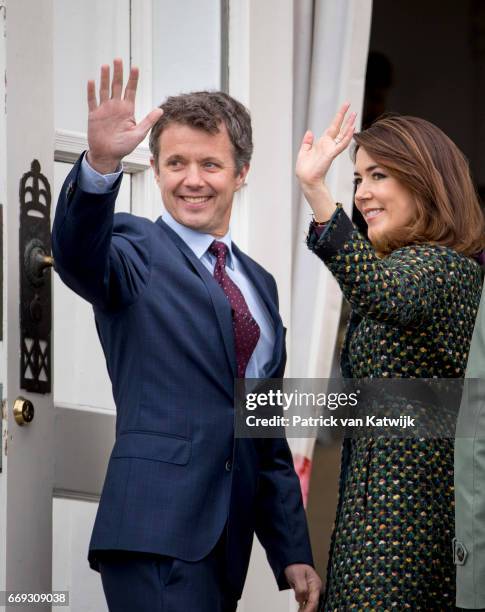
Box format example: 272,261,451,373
209,240,260,378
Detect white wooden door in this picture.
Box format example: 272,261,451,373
0,1,221,611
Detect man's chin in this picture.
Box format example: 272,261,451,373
176,215,216,235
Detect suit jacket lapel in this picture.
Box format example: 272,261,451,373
156,219,237,378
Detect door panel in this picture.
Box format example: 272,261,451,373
53,498,107,612
53,0,130,133
52,162,130,411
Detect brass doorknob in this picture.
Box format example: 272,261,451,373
24,238,55,287
13,397,35,426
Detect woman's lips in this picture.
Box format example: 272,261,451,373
364,208,384,221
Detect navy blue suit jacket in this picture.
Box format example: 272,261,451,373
52,156,313,595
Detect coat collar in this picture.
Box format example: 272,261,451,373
161,211,235,269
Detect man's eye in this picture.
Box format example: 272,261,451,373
167,160,183,168
203,162,219,170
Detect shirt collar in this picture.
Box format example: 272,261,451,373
162,210,234,269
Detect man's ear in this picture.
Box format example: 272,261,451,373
235,163,250,191
150,157,160,185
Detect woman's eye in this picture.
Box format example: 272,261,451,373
353,178,361,186
372,172,386,180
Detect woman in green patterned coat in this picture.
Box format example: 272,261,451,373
296,106,485,610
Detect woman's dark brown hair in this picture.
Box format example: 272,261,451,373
352,114,485,256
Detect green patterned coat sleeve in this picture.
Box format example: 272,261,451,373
307,205,462,327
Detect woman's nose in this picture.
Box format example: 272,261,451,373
354,181,371,203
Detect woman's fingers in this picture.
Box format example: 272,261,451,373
327,102,351,139
299,130,314,152
337,111,357,148
318,107,356,154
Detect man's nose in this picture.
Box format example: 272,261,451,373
183,164,205,188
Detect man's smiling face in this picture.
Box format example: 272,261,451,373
151,122,249,237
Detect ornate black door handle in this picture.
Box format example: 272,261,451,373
19,160,52,394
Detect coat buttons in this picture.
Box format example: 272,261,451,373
225,459,232,472
453,538,467,565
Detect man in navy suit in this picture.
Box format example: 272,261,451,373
52,59,320,612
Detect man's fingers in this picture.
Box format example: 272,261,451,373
292,577,309,604
327,101,351,138
136,108,164,140
303,579,320,611
285,565,321,611
99,64,110,103
124,66,139,103
87,80,97,112
111,58,124,99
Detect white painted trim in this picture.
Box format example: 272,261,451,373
130,0,153,130
128,1,156,217
228,0,250,107
54,129,151,173
53,406,115,499
228,3,297,610
227,1,251,252
53,490,101,503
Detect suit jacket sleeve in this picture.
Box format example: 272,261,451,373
455,285,485,609
253,275,314,589
254,436,314,589
52,154,151,311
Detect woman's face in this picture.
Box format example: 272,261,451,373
353,147,417,246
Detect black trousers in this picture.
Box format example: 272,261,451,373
97,537,238,612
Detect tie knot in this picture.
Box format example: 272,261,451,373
209,240,228,264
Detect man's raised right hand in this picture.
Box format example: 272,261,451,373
86,58,163,174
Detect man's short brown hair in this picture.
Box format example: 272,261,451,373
149,91,253,174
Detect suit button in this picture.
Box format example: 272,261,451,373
225,460,232,472
456,545,465,563
453,539,467,565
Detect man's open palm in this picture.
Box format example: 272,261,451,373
86,58,163,173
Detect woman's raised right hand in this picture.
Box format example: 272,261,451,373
296,103,356,193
